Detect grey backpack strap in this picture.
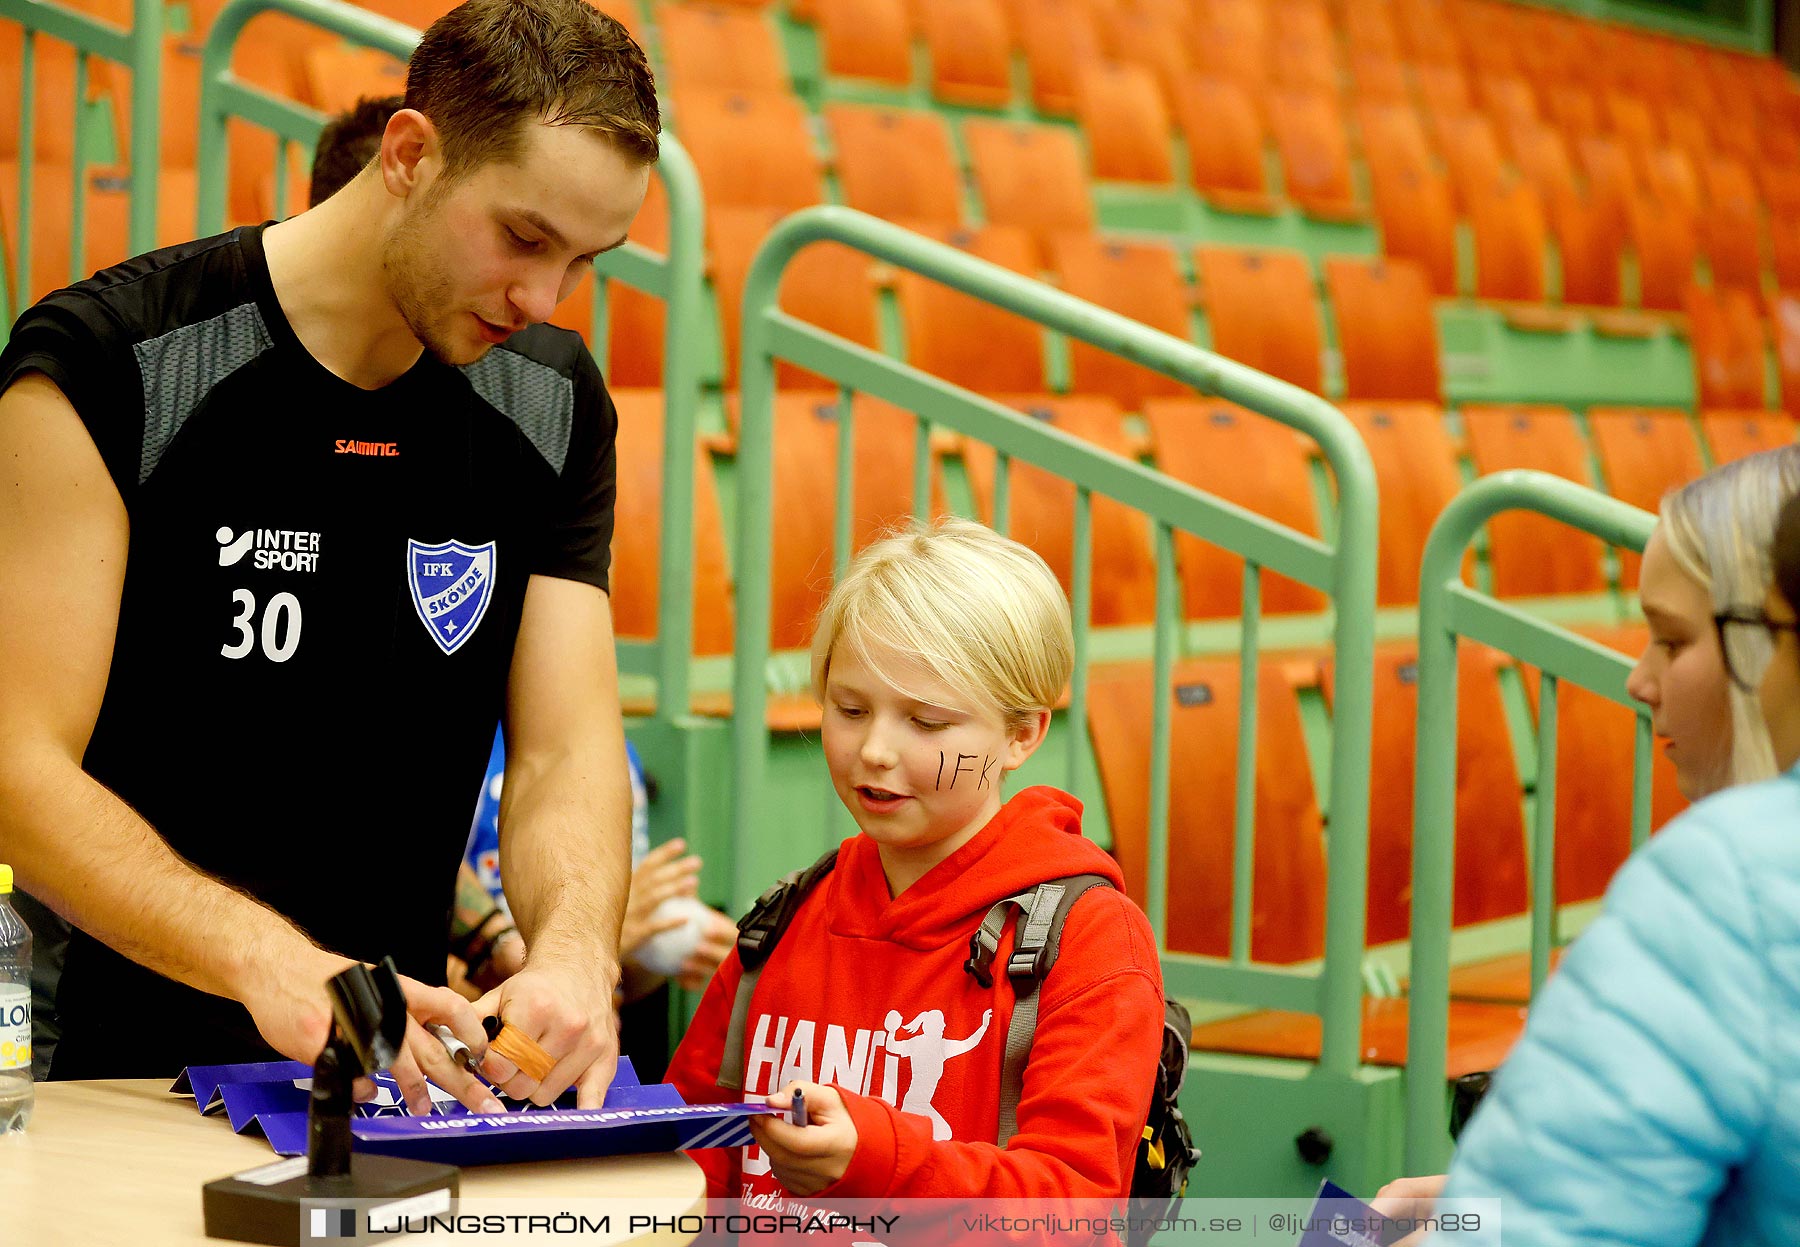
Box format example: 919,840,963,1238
968,874,1113,1146
717,848,839,1092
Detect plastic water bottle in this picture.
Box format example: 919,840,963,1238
0,864,33,1133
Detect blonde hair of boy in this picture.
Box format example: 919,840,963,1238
810,517,1074,732
1660,443,1800,793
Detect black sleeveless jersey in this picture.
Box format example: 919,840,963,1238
0,225,619,1077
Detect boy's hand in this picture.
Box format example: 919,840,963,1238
749,1082,858,1196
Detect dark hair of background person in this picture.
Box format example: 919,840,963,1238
1775,489,1800,612
309,94,403,207
405,0,660,180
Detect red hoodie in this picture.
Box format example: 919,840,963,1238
666,786,1166,1202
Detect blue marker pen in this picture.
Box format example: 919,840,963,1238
792,1087,809,1127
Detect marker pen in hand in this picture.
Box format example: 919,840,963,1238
791,1087,809,1127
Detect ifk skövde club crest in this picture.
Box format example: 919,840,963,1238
407,538,496,656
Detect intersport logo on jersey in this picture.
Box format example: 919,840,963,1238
216,525,322,572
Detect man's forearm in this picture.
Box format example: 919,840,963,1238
0,744,321,1002
496,741,632,979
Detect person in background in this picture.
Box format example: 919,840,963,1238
1376,444,1800,1227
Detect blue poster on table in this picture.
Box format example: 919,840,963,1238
172,1057,775,1166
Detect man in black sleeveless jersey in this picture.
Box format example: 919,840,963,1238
0,0,656,1115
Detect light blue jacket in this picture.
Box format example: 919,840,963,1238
1439,765,1800,1246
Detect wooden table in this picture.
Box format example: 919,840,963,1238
0,1079,707,1245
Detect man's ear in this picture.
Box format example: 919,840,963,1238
1002,708,1053,773
380,108,441,201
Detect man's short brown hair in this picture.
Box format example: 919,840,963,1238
405,0,659,176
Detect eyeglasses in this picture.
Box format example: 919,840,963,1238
1712,608,1800,692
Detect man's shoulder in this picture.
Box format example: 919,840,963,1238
36,228,256,343
457,326,610,477
486,323,595,378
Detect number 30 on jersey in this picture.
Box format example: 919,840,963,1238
221,589,302,662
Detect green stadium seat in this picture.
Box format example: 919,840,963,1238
1461,404,1607,596
824,103,963,229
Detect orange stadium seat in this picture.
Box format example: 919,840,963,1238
961,396,1159,626
1544,84,1602,147
1701,410,1794,464
1270,32,1339,96
549,177,670,389
1364,130,1456,296
1603,92,1660,150
1194,246,1324,394
1636,146,1703,219
1626,198,1699,312
1089,655,1328,964
0,163,194,302
1550,190,1624,308
1773,291,1800,420
1324,256,1442,402
825,104,962,228
1338,403,1465,606
1016,0,1105,116
1357,101,1433,184
1507,122,1580,208
1587,407,1708,586
1663,106,1714,170
1439,114,1510,215
1104,8,1192,112
607,390,734,657
1349,53,1410,106
673,90,824,211
1685,283,1769,410
749,393,945,650
1077,62,1173,185
817,0,912,87
1772,220,1800,292
1267,90,1362,221
1701,157,1765,291
1578,134,1639,237
301,45,406,117
707,206,881,395
1413,63,1472,117
1049,235,1191,409
1522,625,1686,905
1461,404,1607,596
658,3,789,94
1140,399,1325,618
1343,641,1529,947
894,224,1045,392
1476,77,1540,133
1470,180,1550,305
921,0,1011,109
961,119,1095,259
1173,76,1277,215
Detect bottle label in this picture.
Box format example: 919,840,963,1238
0,984,29,1072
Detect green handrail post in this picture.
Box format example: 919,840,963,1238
1406,470,1656,1173
733,205,1380,1076
0,0,157,321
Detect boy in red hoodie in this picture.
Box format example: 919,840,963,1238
666,517,1166,1202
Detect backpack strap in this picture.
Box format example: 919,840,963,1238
717,847,839,1092
964,873,1113,1146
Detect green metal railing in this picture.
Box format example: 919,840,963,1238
197,0,709,720
1405,470,1657,1171
0,0,162,326
730,205,1382,1076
